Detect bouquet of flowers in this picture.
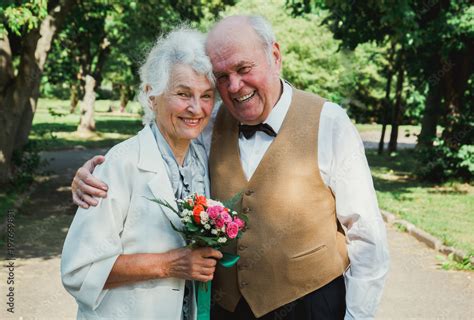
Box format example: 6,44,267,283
150,192,247,248
149,193,247,320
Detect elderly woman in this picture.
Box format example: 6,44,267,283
61,27,222,320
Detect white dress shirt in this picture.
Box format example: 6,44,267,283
200,81,390,319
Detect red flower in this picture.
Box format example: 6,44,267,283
195,194,207,207
193,205,204,224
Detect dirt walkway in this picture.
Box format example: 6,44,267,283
1,145,473,319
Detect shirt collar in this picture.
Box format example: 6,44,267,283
263,79,293,134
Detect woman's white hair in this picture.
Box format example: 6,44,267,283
138,26,215,125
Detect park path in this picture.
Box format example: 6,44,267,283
1,133,472,319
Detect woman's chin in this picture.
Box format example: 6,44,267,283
175,129,202,141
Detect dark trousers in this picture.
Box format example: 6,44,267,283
211,275,346,320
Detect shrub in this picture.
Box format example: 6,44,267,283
415,139,473,182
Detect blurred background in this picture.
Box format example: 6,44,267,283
0,0,472,318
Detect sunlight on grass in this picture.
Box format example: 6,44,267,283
32,99,143,150
367,150,474,255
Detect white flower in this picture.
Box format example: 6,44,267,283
182,216,191,223
211,229,218,235
232,211,237,215
207,199,224,207
200,212,209,223
204,224,211,230
183,209,193,217
218,237,227,243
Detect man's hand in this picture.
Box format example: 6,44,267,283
72,155,109,209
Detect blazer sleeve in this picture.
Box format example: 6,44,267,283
61,146,133,310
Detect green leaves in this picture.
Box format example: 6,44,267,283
2,0,48,36
222,191,242,211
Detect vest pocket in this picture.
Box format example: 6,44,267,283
286,244,331,287
290,244,326,260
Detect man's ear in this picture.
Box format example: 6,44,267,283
271,42,282,74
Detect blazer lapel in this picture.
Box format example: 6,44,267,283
137,125,183,229
147,173,183,229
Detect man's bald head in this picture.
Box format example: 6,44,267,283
206,15,276,62
205,15,283,125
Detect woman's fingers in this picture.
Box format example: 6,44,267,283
196,247,223,260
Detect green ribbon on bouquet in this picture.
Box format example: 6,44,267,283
196,252,240,320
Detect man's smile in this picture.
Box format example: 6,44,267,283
234,91,256,103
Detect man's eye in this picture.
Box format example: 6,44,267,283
177,92,189,97
216,74,228,82
239,66,251,74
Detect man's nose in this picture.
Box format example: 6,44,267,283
228,74,242,93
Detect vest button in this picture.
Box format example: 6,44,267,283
242,207,251,214
240,281,248,288
245,189,254,196
238,245,247,251
238,264,248,270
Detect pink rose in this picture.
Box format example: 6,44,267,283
220,211,232,223
234,217,245,229
226,222,239,239
215,217,225,228
207,205,224,220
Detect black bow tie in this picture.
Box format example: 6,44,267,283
239,123,277,139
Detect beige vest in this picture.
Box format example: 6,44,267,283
209,89,350,317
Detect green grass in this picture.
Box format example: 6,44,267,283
355,123,421,134
0,191,17,224
31,98,143,150
367,150,474,256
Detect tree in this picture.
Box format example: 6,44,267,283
212,0,387,115
0,0,76,185
288,0,473,157
44,0,236,132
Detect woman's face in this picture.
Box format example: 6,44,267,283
152,64,215,144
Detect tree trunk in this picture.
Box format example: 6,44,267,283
76,36,110,133
417,81,442,147
378,71,393,154
77,75,97,132
388,65,405,153
0,0,76,184
70,83,80,113
119,84,129,112
378,44,396,154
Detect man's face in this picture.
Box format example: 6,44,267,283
207,23,282,125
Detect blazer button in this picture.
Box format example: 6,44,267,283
242,207,251,214
245,189,254,196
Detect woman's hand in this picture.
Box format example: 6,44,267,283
164,247,223,282
71,155,109,208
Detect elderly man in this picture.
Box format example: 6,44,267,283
72,15,389,320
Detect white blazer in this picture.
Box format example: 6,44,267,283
61,125,197,319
